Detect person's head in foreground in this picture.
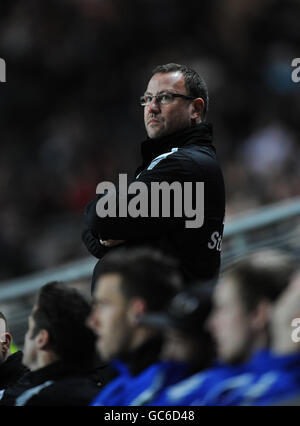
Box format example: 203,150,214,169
207,249,295,365
139,280,216,372
87,247,182,363
0,312,11,366
23,281,97,371
142,63,208,139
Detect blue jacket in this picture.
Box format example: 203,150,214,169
90,360,189,406
234,351,300,406
196,350,272,406
196,350,300,406
146,362,246,406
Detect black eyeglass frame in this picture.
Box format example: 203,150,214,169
140,92,195,106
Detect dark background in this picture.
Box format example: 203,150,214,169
0,0,299,280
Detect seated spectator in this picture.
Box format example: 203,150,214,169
114,249,295,406
87,247,188,406
1,282,106,406
157,283,216,372
0,312,29,400
230,269,300,406
136,282,230,406
191,249,295,405
141,249,294,406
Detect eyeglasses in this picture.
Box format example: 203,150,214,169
140,92,194,107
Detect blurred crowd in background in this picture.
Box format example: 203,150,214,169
0,0,300,280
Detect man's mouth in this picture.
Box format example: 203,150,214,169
148,117,160,125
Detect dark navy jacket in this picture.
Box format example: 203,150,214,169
0,360,104,406
0,351,29,399
83,123,225,289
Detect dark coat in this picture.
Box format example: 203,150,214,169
0,351,29,392
0,360,107,406
82,123,225,290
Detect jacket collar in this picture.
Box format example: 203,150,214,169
21,361,68,386
21,358,106,387
22,360,97,387
135,123,213,178
140,122,213,164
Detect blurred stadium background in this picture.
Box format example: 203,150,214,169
0,0,300,348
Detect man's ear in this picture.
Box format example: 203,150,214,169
190,97,204,123
35,329,50,350
128,298,147,326
0,332,12,353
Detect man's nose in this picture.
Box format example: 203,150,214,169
147,97,161,113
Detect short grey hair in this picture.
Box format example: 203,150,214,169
152,63,209,120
